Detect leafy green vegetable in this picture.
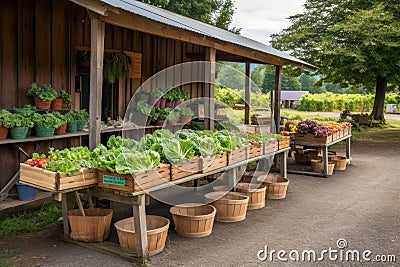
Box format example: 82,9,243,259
161,138,195,163
0,109,13,128
27,83,58,101
42,160,82,176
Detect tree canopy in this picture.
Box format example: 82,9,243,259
138,0,240,33
270,0,400,120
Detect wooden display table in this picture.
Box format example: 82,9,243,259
60,148,290,261
288,134,352,177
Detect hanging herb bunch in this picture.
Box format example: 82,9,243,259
103,52,131,84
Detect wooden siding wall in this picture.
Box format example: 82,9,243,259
72,4,206,116
0,0,207,189
0,0,72,189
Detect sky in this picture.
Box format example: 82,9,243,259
231,0,307,44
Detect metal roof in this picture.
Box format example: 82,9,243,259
281,91,309,101
77,0,316,70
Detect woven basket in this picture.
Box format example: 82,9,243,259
0,126,8,140
33,96,52,110
333,156,347,171
311,159,334,175
76,120,87,131
55,123,67,135
10,127,28,139
66,120,78,133
35,126,55,137
205,192,249,222
51,98,63,110
67,208,113,242
114,215,170,256
170,203,216,238
294,151,310,163
263,176,289,199
235,183,266,210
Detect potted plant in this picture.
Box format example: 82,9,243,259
103,52,131,84
173,88,189,107
9,113,34,139
13,104,37,115
178,107,194,125
150,89,165,108
65,111,79,133
136,100,152,125
52,90,72,110
27,83,58,110
164,88,177,108
166,109,179,126
52,112,68,135
0,109,12,139
32,113,64,137
75,109,89,131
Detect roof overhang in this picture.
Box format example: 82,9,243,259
70,0,317,71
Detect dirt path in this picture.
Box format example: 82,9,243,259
1,132,399,267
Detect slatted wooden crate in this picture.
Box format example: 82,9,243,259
227,146,249,165
19,163,98,192
293,133,329,146
97,164,170,192
248,142,263,158
278,137,290,150
201,152,227,173
263,140,276,154
171,157,202,181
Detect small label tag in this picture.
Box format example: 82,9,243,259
103,175,125,186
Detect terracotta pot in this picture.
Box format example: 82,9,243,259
166,101,174,108
155,119,165,127
159,98,167,108
0,126,9,140
55,123,67,135
180,115,192,125
51,98,63,110
154,99,161,108
34,97,52,110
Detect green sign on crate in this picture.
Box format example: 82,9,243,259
103,175,126,186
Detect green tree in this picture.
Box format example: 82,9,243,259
299,73,317,91
282,76,301,91
261,71,275,93
216,62,245,90
270,0,400,121
138,0,240,33
250,65,265,91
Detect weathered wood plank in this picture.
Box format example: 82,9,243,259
35,0,52,84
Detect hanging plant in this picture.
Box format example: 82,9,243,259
103,52,131,84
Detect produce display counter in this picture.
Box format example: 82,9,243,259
60,147,290,260
288,134,351,178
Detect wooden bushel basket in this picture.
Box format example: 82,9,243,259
311,159,334,175
235,183,266,210
114,215,170,256
67,208,113,242
169,204,216,238
205,192,249,222
333,156,347,171
263,176,290,199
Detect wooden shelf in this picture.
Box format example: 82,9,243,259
0,131,89,145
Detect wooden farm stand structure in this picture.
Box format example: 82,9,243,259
0,0,316,261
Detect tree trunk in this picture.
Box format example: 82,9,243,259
370,76,387,121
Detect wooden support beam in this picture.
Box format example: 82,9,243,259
204,48,216,130
88,12,105,150
244,62,251,125
273,66,282,134
132,194,148,260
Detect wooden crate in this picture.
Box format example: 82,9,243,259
248,143,263,158
278,137,290,150
293,133,329,146
263,140,277,154
201,152,227,173
331,131,339,141
19,163,97,192
97,164,170,192
227,146,249,165
171,157,202,181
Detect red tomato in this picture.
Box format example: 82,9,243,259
282,131,290,136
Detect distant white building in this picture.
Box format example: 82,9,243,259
281,91,309,108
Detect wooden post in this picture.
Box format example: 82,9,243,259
204,47,216,130
88,11,105,150
132,194,148,260
244,62,251,125
273,66,282,134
